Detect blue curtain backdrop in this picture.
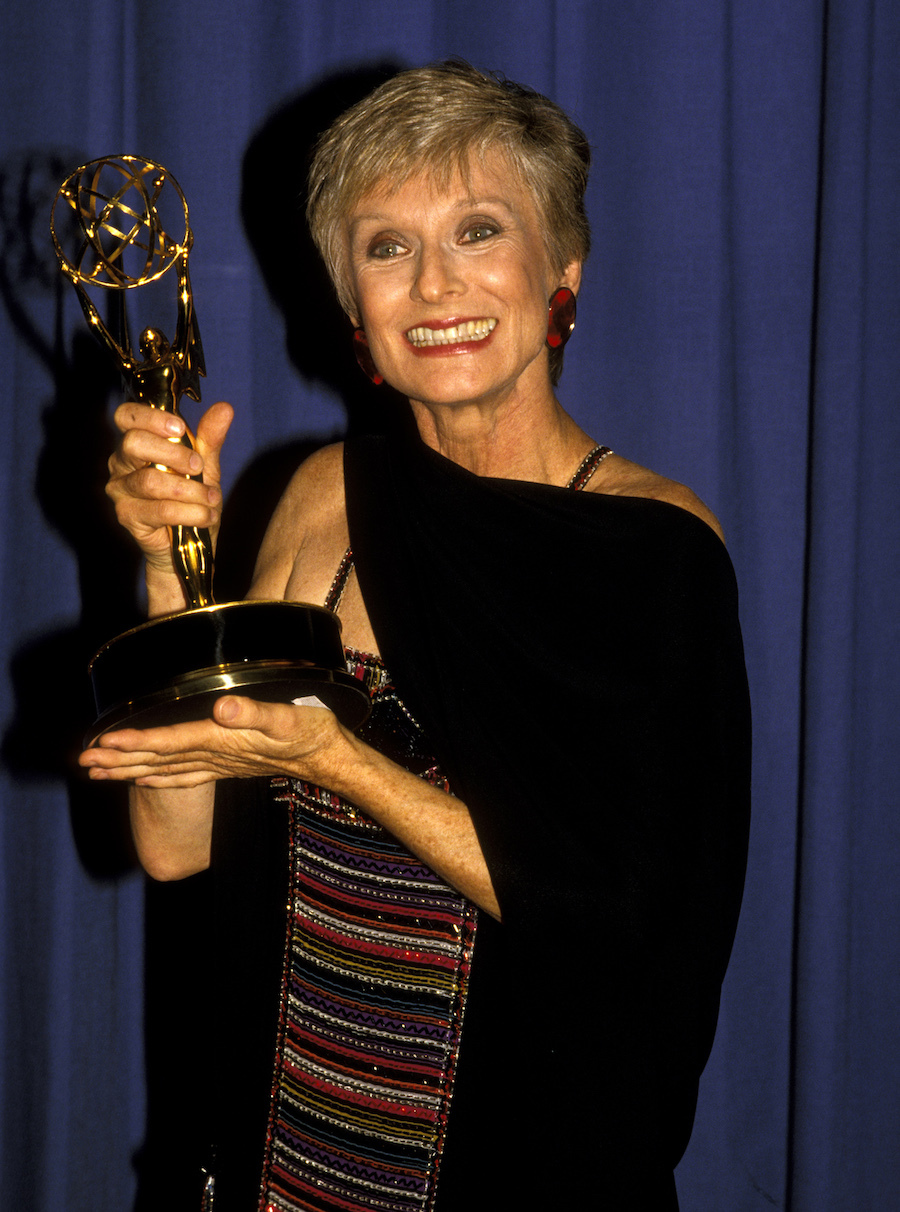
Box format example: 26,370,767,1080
1,1,898,1208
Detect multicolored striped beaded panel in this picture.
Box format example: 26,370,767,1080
260,650,478,1212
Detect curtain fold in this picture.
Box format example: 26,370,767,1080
789,3,900,1207
1,2,897,1207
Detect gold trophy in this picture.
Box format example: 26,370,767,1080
51,156,369,743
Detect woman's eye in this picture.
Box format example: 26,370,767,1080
369,239,405,259
463,224,497,243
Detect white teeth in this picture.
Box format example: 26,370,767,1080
406,318,497,347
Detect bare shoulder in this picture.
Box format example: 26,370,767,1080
247,442,347,599
282,441,346,511
262,441,346,541
588,452,726,544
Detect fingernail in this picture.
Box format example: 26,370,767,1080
165,416,185,436
189,453,203,473
218,698,239,721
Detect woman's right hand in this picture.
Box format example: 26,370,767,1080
107,400,234,601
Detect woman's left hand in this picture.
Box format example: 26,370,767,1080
79,696,348,789
82,692,502,917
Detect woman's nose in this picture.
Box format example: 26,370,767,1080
411,244,464,303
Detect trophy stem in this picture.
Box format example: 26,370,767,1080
172,521,214,609
148,408,214,610
125,314,213,610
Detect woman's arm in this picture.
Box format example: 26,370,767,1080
91,431,499,910
128,784,215,880
101,425,339,883
81,696,500,917
98,399,233,877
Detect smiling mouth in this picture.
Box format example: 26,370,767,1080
405,319,498,348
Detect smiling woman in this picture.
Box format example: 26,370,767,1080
344,155,581,427
308,61,591,388
80,60,749,1212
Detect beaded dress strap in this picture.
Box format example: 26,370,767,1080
326,445,612,613
567,444,613,491
325,545,355,613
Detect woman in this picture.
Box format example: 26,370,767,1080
82,62,750,1211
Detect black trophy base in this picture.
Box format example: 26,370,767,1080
86,599,371,746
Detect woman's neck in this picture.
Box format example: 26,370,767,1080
408,392,595,485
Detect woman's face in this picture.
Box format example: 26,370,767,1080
344,151,580,413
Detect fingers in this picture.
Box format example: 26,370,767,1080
89,719,222,756
108,400,232,558
212,696,340,752
79,710,274,778
213,695,299,733
109,462,220,534
195,401,234,490
112,399,232,481
80,726,227,785
83,754,216,788
78,698,345,787
113,401,187,467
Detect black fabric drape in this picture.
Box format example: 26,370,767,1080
344,431,751,1207
136,778,289,1211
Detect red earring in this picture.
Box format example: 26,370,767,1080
547,287,577,349
353,328,384,385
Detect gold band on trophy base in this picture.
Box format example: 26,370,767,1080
51,156,370,738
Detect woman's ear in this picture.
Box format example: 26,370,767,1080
560,259,583,295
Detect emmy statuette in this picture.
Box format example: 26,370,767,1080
51,155,370,743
